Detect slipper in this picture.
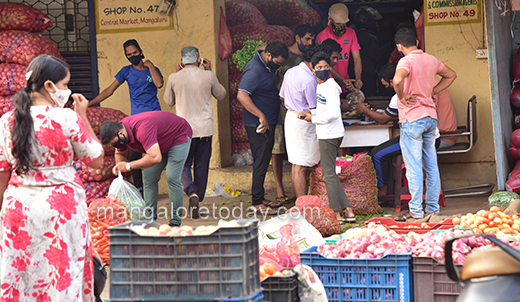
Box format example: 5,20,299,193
275,195,290,204
338,216,356,223
395,211,420,222
248,205,278,215
262,199,281,208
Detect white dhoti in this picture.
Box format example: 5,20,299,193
285,110,320,167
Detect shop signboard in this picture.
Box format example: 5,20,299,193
424,0,481,26
94,0,173,34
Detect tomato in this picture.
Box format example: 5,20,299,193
489,221,497,228
476,210,487,217
513,215,520,221
490,206,500,212
484,228,494,233
488,213,499,220
494,217,503,224
478,224,488,231
452,217,461,225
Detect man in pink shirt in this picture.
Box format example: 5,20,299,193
316,3,362,94
392,28,457,220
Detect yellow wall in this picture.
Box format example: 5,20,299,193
96,0,230,173
424,2,497,187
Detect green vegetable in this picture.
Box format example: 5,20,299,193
489,191,520,207
232,40,263,71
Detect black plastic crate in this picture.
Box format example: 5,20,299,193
109,219,261,301
261,271,299,302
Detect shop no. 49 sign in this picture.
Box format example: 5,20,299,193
424,0,481,26
94,0,173,33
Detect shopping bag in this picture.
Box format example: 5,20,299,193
108,171,146,219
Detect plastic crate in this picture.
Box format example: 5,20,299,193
412,257,463,302
109,219,261,301
365,217,443,234
300,246,413,302
261,271,299,302
218,290,263,302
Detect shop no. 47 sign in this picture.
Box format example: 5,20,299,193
94,0,173,33
424,0,482,26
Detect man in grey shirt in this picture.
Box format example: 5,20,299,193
163,46,226,218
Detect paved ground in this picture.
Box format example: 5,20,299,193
100,188,490,300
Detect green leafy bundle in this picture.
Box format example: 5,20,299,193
232,40,263,71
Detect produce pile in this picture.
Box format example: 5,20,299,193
88,195,129,265
452,206,520,236
74,107,128,203
316,221,520,265
259,263,292,281
0,3,62,118
133,224,221,236
225,0,321,162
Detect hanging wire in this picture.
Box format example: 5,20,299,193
495,0,510,16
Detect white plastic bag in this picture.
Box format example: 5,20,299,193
206,182,241,198
259,212,325,250
108,171,146,219
294,264,329,302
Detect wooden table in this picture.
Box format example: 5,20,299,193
340,123,394,148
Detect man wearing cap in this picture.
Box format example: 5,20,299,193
316,3,363,94
163,46,226,219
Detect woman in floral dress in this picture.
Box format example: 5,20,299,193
0,55,104,301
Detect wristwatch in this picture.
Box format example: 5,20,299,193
126,162,132,172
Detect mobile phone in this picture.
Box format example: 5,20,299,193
299,115,307,119
199,58,204,68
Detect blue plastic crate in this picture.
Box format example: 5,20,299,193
300,246,413,302
218,290,263,302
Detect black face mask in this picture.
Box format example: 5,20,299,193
113,134,128,148
127,54,143,65
297,41,310,53
267,60,281,72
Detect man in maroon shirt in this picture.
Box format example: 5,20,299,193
100,111,192,226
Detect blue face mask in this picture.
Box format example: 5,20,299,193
314,69,331,81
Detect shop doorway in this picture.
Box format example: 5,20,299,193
6,0,99,99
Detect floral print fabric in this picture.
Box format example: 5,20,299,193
0,106,103,302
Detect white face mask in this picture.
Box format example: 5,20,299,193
50,82,72,107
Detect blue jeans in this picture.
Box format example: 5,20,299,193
143,137,191,226
400,117,440,218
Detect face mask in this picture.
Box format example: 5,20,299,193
332,24,346,37
127,54,143,65
297,40,309,53
113,134,128,148
314,69,331,81
50,82,72,107
267,60,281,72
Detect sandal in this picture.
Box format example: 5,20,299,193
275,195,290,204
395,211,420,222
248,205,278,215
262,199,281,208
338,213,356,223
